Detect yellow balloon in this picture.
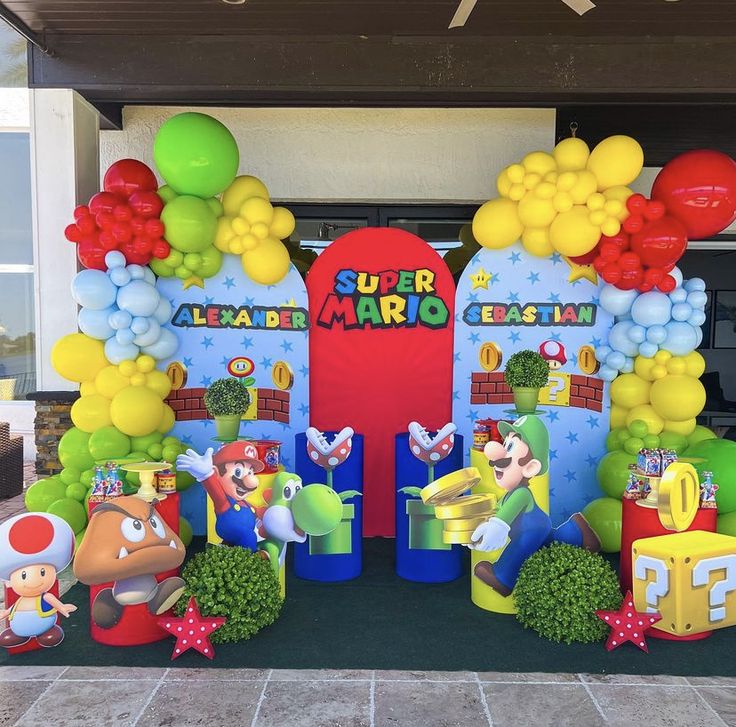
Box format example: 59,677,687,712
472,198,523,250
650,375,706,422
146,370,173,399
242,237,291,286
521,229,554,257
663,418,697,436
214,216,235,253
158,404,176,435
136,355,155,374
587,135,644,190
651,364,668,380
626,404,664,435
610,373,651,409
95,365,130,399
497,169,512,197
270,206,296,239
110,386,165,437
683,351,706,378
568,170,598,205
603,186,634,219
517,192,557,228
79,381,97,397
665,357,687,375
553,137,590,172
222,175,270,217
239,197,274,226
610,403,628,429
51,333,108,383
522,151,556,177
548,206,601,257
633,356,657,382
70,394,112,433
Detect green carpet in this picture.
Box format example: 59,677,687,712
3,537,736,675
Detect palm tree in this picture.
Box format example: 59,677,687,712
0,22,27,87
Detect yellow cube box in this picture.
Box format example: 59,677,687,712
632,530,736,637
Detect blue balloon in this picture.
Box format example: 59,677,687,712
608,321,641,358
104,250,126,269
606,351,626,370
688,310,707,327
78,306,116,340
71,269,117,310
684,277,706,293
153,297,172,325
696,327,704,347
130,317,150,335
599,285,638,317
669,267,684,289
663,321,699,356
598,365,618,382
133,319,161,347
109,310,133,330
639,341,659,358
628,325,647,344
646,325,667,344
671,302,693,321
631,291,672,328
104,337,139,365
686,291,708,309
669,287,688,304
117,280,160,317
127,264,146,281
595,345,612,362
142,267,156,286
621,357,635,374
109,266,131,287
141,327,178,360
115,327,136,345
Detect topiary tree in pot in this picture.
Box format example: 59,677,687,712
204,377,251,442
504,349,550,414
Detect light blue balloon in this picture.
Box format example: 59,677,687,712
621,357,635,374
631,291,672,328
595,345,612,362
646,325,667,344
133,319,161,347
104,250,126,269
606,351,626,370
71,269,117,310
696,327,704,347
688,310,707,327
117,280,159,317
115,327,136,345
669,287,688,304
686,290,708,309
598,365,618,382
663,320,698,356
130,316,150,335
153,297,172,325
639,341,659,358
628,325,647,344
104,337,139,365
599,285,638,317
684,277,706,293
109,266,131,288
671,302,693,321
141,327,178,360
109,309,133,330
608,321,640,357
78,306,116,340
142,267,156,286
669,267,684,289
127,264,146,281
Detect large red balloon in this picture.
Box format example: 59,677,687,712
630,215,688,269
103,159,158,198
652,150,736,239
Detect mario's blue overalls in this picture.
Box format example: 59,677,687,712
214,496,258,551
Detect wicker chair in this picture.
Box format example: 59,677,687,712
0,422,23,499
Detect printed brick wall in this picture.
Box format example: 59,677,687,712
470,372,603,412
165,387,290,424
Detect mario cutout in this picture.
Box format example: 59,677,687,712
0,513,76,648
471,415,601,596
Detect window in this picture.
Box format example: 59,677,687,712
0,131,35,400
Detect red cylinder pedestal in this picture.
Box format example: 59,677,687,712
620,497,717,641
87,494,181,646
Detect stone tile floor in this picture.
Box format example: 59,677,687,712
0,666,734,726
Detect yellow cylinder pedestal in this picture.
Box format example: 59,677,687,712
468,448,550,614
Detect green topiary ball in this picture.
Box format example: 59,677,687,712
514,543,622,644
174,545,283,643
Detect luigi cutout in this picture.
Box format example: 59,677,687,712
471,415,600,596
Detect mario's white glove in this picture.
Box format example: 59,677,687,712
176,448,214,482
469,517,510,552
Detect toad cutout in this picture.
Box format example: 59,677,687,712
74,496,186,629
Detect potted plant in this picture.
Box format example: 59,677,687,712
204,378,251,441
504,350,549,414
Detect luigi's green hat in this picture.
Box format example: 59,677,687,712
497,415,550,475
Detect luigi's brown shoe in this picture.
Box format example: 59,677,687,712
473,561,513,597
148,577,185,616
572,513,602,552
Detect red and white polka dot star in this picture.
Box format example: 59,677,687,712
597,590,662,653
158,597,226,661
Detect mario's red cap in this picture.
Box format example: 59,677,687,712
212,441,264,473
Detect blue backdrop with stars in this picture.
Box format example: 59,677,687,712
157,256,310,534
452,243,613,524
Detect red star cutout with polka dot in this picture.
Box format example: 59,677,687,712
157,597,226,661
596,590,662,653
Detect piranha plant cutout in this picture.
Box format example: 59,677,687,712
305,426,354,488
408,421,457,479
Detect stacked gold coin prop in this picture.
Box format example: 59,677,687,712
420,467,495,545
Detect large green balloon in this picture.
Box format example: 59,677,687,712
718,511,736,538
59,467,81,486
596,450,636,499
65,482,88,502
582,497,622,553
25,477,67,512
130,432,163,453
687,425,717,450
48,497,87,534
89,426,131,461
179,517,193,547
658,431,689,455
161,196,218,253
685,439,736,514
58,427,94,471
154,112,239,198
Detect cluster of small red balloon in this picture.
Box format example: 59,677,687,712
64,159,171,269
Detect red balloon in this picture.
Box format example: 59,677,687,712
111,222,132,243
569,249,597,265
640,281,653,292
103,159,158,198
131,216,147,235
643,267,664,285
600,242,622,262
618,252,641,271
630,215,687,269
144,218,165,238
77,243,106,270
77,216,97,236
152,240,170,259
658,274,677,293
73,205,90,222
64,224,81,243
129,190,164,218
644,200,666,221
652,149,736,239
623,215,644,234
98,231,118,251
601,263,622,284
95,211,115,229
627,194,648,214
618,267,644,291
88,191,119,216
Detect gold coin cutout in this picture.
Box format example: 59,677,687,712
658,462,700,532
577,345,600,376
434,494,495,520
166,361,187,390
421,467,481,505
479,342,503,373
442,529,477,545
443,516,488,532
272,360,295,390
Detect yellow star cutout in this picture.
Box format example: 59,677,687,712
470,267,493,290
182,275,205,290
564,257,598,285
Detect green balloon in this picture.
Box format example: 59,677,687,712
642,434,660,449
196,245,223,279
89,426,131,461
688,425,717,450
176,470,195,492
582,497,622,553
59,467,81,486
624,437,644,456
658,431,689,454
179,517,193,547
157,185,178,204
685,439,736,514
58,427,94,471
131,432,163,452
161,196,217,253
80,468,96,487
162,445,180,463
47,497,87,534
148,443,164,460
65,482,88,502
162,436,180,447
606,428,626,452
154,112,239,198
627,419,649,439
292,484,343,535
25,478,67,512
596,450,636,499
149,257,175,278
206,197,224,218
718,511,736,537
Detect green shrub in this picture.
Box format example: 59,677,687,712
514,543,622,644
204,377,251,417
175,545,283,643
504,350,550,389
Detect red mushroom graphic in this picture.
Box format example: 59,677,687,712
305,426,354,471
539,340,567,370
0,512,77,648
408,421,457,465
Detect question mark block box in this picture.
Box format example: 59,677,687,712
633,530,736,637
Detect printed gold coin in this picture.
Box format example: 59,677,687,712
577,345,600,376
442,529,477,545
421,467,481,506
434,494,494,520
272,360,295,390
479,341,503,373
658,462,700,532
166,361,187,390
442,516,489,532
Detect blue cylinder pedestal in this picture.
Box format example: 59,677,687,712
395,432,465,583
293,431,364,582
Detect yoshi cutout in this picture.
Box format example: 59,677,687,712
258,472,348,575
